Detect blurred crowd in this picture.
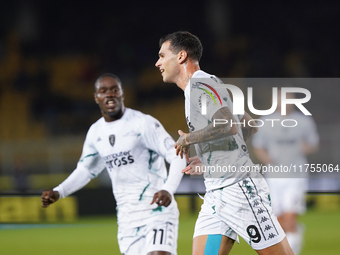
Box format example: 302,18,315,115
1,1,339,139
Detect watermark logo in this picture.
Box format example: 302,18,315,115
191,78,313,129
196,82,223,115
193,80,311,116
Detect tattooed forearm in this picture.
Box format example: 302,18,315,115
186,107,238,145
176,133,189,148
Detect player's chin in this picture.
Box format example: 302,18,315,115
162,75,171,83
106,107,120,116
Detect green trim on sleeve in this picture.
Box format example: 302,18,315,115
79,153,99,163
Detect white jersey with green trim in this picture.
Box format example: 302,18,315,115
77,108,179,226
252,110,319,176
185,70,254,191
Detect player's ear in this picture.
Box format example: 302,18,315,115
119,84,125,100
94,93,99,104
178,50,188,64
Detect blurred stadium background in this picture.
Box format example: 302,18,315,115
1,0,340,254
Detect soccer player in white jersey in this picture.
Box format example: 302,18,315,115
155,31,294,255
41,73,186,255
252,90,319,254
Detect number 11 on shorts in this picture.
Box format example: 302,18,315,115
153,229,164,245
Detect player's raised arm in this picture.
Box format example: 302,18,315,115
41,126,105,208
41,165,100,208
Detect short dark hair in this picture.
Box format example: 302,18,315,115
159,31,203,61
94,73,122,92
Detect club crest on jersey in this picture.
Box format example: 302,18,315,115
109,135,115,147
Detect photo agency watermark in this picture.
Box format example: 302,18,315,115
191,78,312,128
189,78,340,181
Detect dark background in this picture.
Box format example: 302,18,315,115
0,0,339,193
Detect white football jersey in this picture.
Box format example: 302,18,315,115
77,108,179,226
252,111,319,175
185,70,254,191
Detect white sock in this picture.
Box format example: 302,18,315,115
286,224,304,255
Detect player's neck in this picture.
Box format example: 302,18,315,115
176,61,200,91
103,107,125,122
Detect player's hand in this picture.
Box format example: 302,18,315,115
41,190,60,208
150,190,172,207
181,156,204,175
175,130,190,162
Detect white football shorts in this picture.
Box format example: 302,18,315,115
194,174,285,250
118,219,178,255
117,197,179,255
